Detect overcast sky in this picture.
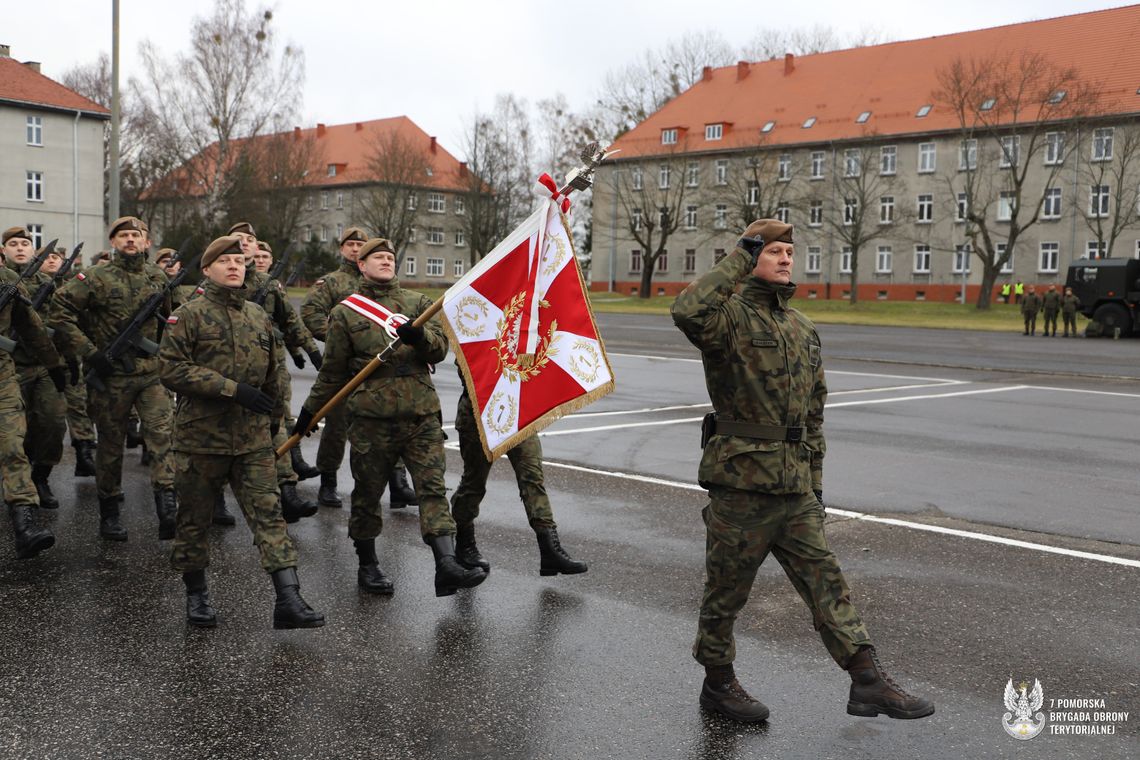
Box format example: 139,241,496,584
6,0,1130,155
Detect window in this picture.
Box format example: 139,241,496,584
1086,240,1107,259
336,191,344,209
778,154,791,181
407,192,417,211
686,161,699,187
806,246,821,273
1089,185,1110,217
453,260,464,277
747,181,759,206
761,120,775,133
631,166,643,191
840,247,852,274
998,244,1013,274
954,244,972,274
1135,239,1140,259
23,224,43,249
714,205,728,229
662,128,677,145
880,145,897,175
811,151,825,179
980,97,996,111
405,257,417,276
657,250,668,272
327,164,337,177
802,116,816,129
714,249,727,264
684,205,697,229
426,227,445,245
632,209,642,231
1039,242,1059,272
335,222,344,241
306,195,313,210
303,225,312,242
705,123,723,141
455,196,466,215
26,116,42,146
1092,128,1114,162
715,159,728,185
843,197,858,226
427,192,446,213
844,149,861,177
320,225,328,242
1045,132,1065,165
876,246,892,273
956,192,969,222
809,201,823,227
630,249,642,273
856,110,872,124
879,196,895,225
321,191,329,210
407,226,416,244
658,164,670,189
959,139,977,171
684,249,696,272
1000,135,1020,168
455,230,466,246
776,206,789,224
918,142,936,173
1043,187,1062,219
1048,90,1067,104
425,257,444,277
916,104,932,118
998,191,1015,222
25,171,43,202
914,245,931,273
917,194,933,224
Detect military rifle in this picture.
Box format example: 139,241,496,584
285,262,305,289
26,242,85,338
251,241,295,308
0,239,58,354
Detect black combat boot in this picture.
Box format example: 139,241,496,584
154,489,178,540
213,492,236,526
140,442,152,466
455,522,490,573
98,495,128,541
31,464,59,510
388,466,417,509
428,534,487,597
182,569,217,628
125,417,142,448
700,664,770,723
8,503,55,559
535,526,587,576
270,567,325,629
354,538,394,594
846,646,935,719
289,446,321,481
73,440,97,477
317,471,342,508
280,482,318,524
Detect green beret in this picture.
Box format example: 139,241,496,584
227,222,256,237
742,219,794,246
201,235,245,268
257,240,272,253
2,227,32,245
339,226,368,246
357,237,396,261
107,216,144,239
155,248,177,264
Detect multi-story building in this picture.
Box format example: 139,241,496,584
591,6,1140,302
0,46,109,254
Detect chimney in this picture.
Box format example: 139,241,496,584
784,53,795,76
23,61,41,73
293,126,301,140
429,136,437,153
459,162,468,177
316,123,326,137
701,66,713,82
736,61,750,81
0,44,9,58
355,122,363,132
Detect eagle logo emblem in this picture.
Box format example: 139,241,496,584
1002,678,1045,740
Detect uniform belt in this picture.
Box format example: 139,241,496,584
371,363,429,378
715,417,804,443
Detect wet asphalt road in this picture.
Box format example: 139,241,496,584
1,315,1137,759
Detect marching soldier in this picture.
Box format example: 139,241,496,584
155,248,198,309
293,237,486,597
0,229,66,558
1041,285,1061,337
1062,286,1081,337
48,217,178,542
61,252,98,476
450,371,587,578
300,226,418,510
1020,285,1042,336
159,235,324,629
672,219,934,723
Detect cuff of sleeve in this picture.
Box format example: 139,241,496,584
219,379,238,399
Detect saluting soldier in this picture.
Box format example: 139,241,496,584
3,229,72,511
1020,285,1043,336
300,226,418,511
159,235,324,629
294,237,486,597
0,230,66,559
672,219,933,724
48,217,178,542
1061,286,1081,337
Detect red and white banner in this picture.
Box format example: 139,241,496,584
441,197,614,460
340,293,408,339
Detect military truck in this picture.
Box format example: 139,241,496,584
1064,258,1140,337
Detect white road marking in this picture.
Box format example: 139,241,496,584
827,385,1027,407
1022,384,1140,400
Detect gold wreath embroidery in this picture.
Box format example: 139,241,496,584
493,291,557,382
542,230,568,278
451,295,489,339
485,391,518,435
568,340,601,384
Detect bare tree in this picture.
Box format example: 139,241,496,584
354,130,430,263
935,51,1097,308
718,141,802,232
225,128,323,249
740,24,887,61
1078,124,1140,259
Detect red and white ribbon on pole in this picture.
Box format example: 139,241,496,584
535,173,572,214
339,293,408,340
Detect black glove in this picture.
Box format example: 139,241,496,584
48,366,67,393
307,350,323,370
270,419,281,437
291,352,305,370
395,322,424,346
739,235,765,267
66,357,81,385
233,383,274,415
814,489,825,511
292,407,315,438
86,352,115,379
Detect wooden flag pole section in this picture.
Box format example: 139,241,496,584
274,298,445,458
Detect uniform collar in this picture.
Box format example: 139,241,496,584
359,277,400,298
202,278,248,307
741,276,796,311
112,250,146,272
340,259,361,276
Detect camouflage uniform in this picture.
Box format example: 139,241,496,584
301,277,454,539
1020,291,1042,335
48,251,176,500
159,278,296,573
672,244,871,669
64,374,95,442
1041,288,1061,336
1062,292,1081,336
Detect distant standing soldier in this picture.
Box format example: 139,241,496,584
672,219,934,724
294,237,486,597
48,217,178,541
1014,281,1025,304
1041,285,1061,337
1000,282,1012,304
1020,285,1042,336
1062,287,1081,337
159,235,324,629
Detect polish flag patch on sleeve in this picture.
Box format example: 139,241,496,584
76,272,86,281
166,315,179,324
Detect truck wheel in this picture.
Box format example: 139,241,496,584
1093,303,1132,337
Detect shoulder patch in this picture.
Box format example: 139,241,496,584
166,315,179,324
76,272,86,281
314,278,325,286
195,286,205,295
